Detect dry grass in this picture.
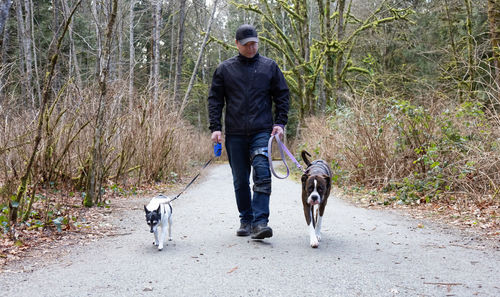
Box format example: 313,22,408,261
295,93,500,237
0,82,211,209
295,94,500,205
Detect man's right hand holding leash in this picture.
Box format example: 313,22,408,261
211,131,222,144
271,124,284,140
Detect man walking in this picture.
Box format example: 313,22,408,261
208,24,290,239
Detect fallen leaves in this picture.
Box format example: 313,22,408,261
0,196,118,271
337,187,499,243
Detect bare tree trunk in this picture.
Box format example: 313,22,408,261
90,0,103,78
0,25,8,101
21,0,33,105
62,0,82,89
0,0,12,100
28,0,41,104
50,0,62,92
85,0,118,207
280,8,287,70
488,0,500,100
173,0,186,103
325,0,333,107
129,0,135,110
167,1,177,100
464,0,475,93
15,0,33,106
300,0,311,113
178,0,218,118
117,0,123,81
444,0,459,67
17,0,37,105
152,0,162,103
0,0,12,35
335,0,346,106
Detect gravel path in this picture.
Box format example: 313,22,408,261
1,163,499,296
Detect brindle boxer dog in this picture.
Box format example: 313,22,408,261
301,150,332,248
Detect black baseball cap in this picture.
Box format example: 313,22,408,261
235,24,259,45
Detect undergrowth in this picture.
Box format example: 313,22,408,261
0,82,211,232
296,94,500,207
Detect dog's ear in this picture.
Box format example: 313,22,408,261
323,174,331,188
156,204,161,213
301,174,308,187
144,205,149,213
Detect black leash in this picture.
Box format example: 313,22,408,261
165,143,222,203
168,157,214,203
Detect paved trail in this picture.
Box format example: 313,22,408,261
1,164,499,296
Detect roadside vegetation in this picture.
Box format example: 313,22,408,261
296,95,499,234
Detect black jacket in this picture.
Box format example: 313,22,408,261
208,53,289,135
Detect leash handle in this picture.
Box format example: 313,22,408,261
214,142,222,157
268,134,305,179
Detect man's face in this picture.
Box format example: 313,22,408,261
236,40,258,58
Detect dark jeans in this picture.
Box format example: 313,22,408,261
226,132,272,226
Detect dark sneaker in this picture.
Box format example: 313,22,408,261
251,224,273,239
236,223,251,237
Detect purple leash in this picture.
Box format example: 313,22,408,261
267,134,305,179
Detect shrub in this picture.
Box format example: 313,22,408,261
296,95,500,204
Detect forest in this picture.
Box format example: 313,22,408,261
0,0,498,236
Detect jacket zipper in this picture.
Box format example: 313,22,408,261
244,61,255,136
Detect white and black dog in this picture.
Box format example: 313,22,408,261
144,194,173,251
301,151,332,248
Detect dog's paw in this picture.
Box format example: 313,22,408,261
310,237,319,248
168,237,173,241
316,232,322,242
153,242,159,246
158,245,163,251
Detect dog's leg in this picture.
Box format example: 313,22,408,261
316,198,329,242
309,222,319,248
309,207,319,248
315,215,323,242
158,220,169,251
168,214,173,241
316,201,327,242
153,229,159,246
158,227,164,251
304,200,318,248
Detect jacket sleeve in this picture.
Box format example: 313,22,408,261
270,62,290,127
208,65,225,132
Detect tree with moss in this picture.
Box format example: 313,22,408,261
232,0,413,122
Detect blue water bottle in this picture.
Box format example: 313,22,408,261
214,142,222,157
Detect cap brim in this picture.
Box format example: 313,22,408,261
239,37,259,45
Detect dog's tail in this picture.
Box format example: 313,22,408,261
301,150,312,167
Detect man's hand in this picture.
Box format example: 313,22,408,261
271,125,284,139
211,131,222,143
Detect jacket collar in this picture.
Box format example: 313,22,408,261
237,52,259,63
